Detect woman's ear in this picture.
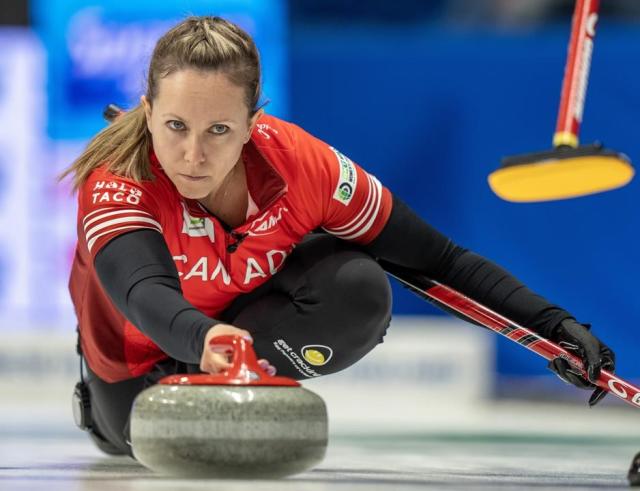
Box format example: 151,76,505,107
245,108,264,143
141,95,152,133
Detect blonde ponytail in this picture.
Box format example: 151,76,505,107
60,105,152,190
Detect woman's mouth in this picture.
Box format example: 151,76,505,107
179,174,208,182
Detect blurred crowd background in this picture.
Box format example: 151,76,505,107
1,0,639,399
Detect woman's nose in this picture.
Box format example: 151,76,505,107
184,135,205,164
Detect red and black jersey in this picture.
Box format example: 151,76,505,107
69,114,393,382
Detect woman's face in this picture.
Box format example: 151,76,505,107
142,69,259,203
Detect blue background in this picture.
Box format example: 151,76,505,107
288,24,640,380
31,0,288,139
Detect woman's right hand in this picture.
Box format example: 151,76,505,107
199,324,276,376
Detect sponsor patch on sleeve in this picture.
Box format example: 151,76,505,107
329,146,357,206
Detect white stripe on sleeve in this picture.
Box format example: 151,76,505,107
323,173,383,240
338,176,383,240
83,208,146,229
324,173,375,234
85,215,162,243
83,207,117,223
87,224,163,253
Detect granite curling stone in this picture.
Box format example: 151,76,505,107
130,335,328,479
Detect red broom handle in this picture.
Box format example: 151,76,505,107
382,261,640,409
554,0,600,148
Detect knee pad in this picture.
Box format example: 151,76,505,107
72,380,128,456
72,381,92,431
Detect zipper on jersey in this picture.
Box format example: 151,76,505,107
226,231,247,253
223,230,248,273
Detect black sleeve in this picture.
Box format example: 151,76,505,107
94,229,223,363
364,194,572,338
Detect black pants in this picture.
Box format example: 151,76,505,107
83,234,392,455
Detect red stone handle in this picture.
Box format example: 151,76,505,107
159,335,300,386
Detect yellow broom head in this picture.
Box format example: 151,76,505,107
488,144,634,202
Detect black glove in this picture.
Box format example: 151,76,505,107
547,318,615,406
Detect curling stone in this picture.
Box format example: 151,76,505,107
130,335,328,479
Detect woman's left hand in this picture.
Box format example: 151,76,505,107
547,318,615,406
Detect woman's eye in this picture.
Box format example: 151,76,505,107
211,124,229,135
167,120,185,131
